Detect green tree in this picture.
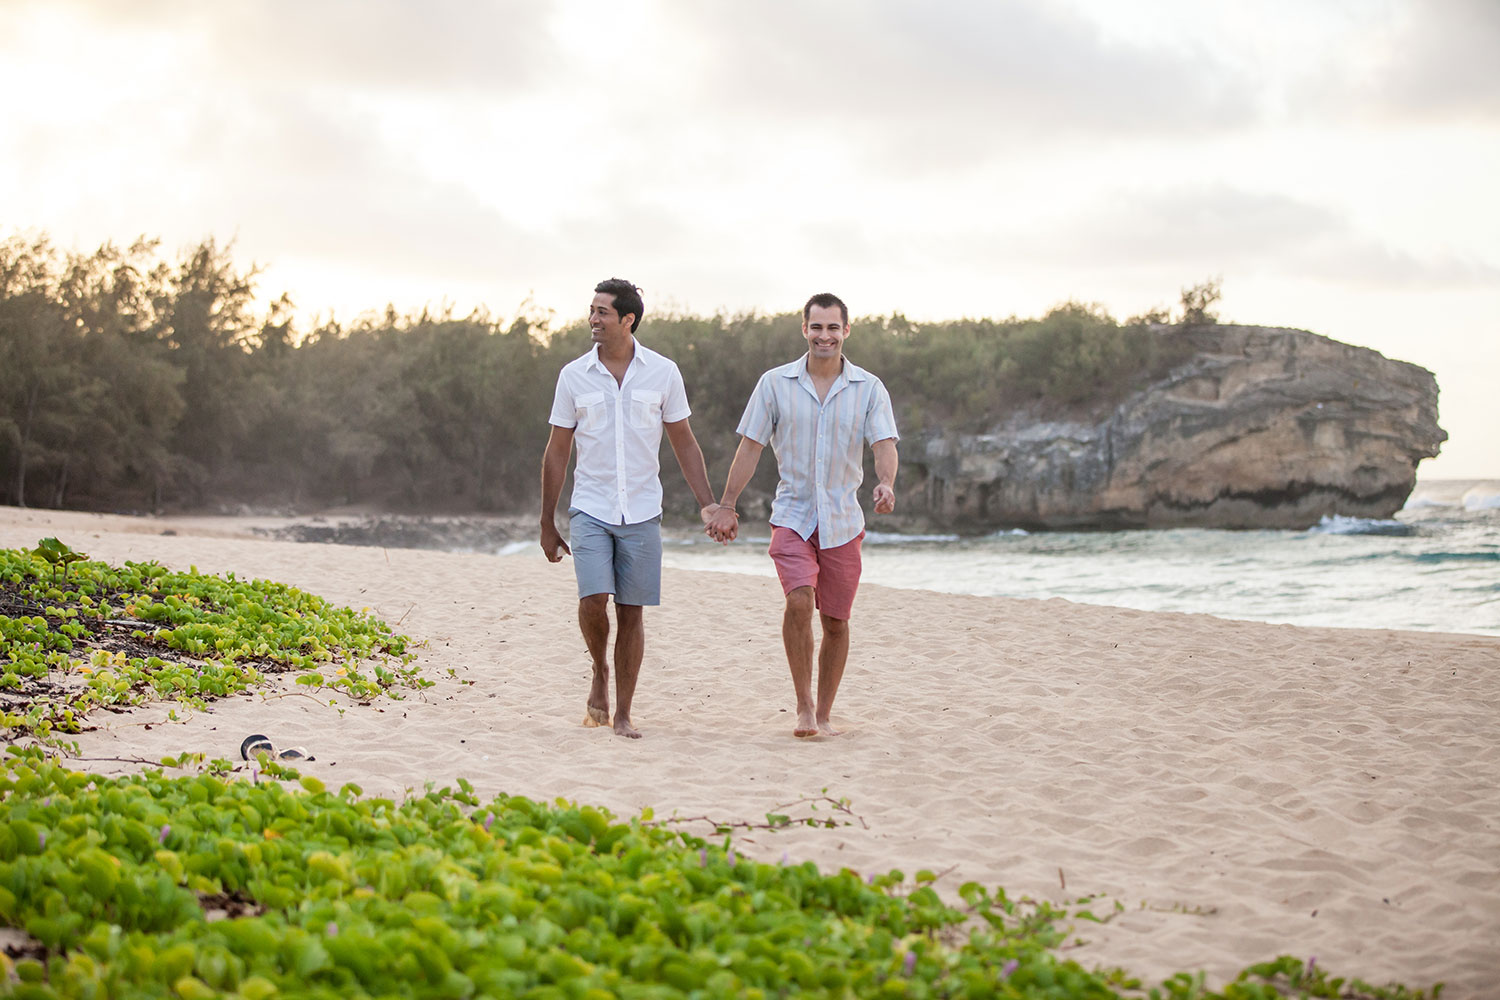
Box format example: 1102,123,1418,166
0,236,91,507
56,239,185,508
153,238,260,499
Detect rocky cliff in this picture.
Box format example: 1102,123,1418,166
907,325,1446,530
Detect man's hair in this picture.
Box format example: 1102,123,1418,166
595,277,644,333
802,292,848,326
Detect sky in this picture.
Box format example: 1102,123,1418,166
2,0,1496,477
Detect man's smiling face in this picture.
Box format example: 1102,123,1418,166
589,292,633,347
802,304,848,360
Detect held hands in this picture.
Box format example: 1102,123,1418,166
702,503,739,544
539,521,571,562
873,483,896,514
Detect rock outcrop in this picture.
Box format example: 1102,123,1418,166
907,325,1446,530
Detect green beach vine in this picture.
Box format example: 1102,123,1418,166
0,539,422,744
0,752,1441,999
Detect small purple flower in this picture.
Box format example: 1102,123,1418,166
38,831,46,850
726,846,736,866
483,814,495,832
902,952,917,977
867,872,878,885
1307,956,1317,977
699,848,707,868
326,922,338,937
1000,959,1018,980
780,851,789,866
159,825,171,844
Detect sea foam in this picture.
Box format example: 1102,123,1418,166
1308,515,1416,536
1462,488,1500,511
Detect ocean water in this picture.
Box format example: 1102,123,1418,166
653,479,1500,636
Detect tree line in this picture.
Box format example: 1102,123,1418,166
0,234,1207,516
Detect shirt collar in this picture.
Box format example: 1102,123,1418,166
782,354,867,381
585,339,648,375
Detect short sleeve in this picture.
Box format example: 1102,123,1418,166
548,371,576,428
736,372,777,445
863,380,899,444
662,363,691,423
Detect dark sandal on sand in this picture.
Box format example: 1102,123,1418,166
240,734,273,760
240,734,315,762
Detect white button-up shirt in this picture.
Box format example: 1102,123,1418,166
737,355,899,549
549,341,691,525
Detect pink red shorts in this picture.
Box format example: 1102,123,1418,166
767,526,865,621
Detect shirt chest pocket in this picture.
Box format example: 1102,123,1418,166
574,391,608,431
629,389,663,429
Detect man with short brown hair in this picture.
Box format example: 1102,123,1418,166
707,292,899,737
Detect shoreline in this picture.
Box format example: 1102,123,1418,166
11,474,1495,550
2,506,1498,995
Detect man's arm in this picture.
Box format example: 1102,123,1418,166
871,437,898,514
706,436,766,541
539,425,575,561
662,418,718,518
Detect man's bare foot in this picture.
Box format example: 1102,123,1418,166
816,717,842,736
613,715,642,739
793,708,818,738
583,666,609,727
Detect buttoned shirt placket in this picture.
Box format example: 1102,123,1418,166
803,369,848,537
591,354,638,526
613,377,628,524
615,364,639,527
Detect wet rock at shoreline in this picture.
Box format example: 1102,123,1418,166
252,515,523,552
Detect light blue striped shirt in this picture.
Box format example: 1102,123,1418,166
737,355,899,549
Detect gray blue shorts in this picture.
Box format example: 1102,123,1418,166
568,509,663,606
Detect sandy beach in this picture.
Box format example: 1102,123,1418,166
2,506,1497,996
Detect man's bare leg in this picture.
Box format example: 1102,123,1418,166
782,586,818,736
578,594,611,726
612,603,644,738
815,612,849,735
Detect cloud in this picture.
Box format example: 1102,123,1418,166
1374,0,1500,119
201,96,568,288
1306,243,1500,289
668,0,1259,150
32,0,560,96
1013,184,1500,289
1297,0,1500,121
6,83,564,304
1043,186,1342,263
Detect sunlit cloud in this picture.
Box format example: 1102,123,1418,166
672,0,1257,139
42,0,561,95
1275,0,1500,126
1025,185,1500,289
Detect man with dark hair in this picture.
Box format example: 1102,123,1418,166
594,277,644,333
540,278,720,738
706,292,899,738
